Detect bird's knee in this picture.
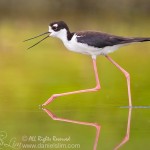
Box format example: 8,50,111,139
94,85,101,91
125,72,130,79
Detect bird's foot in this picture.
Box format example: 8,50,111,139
42,94,58,107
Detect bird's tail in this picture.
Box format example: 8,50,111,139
130,37,150,43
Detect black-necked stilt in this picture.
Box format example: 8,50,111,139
24,21,150,107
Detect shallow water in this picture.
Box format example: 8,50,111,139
0,105,150,150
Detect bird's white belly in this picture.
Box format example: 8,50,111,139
64,39,99,55
62,36,122,56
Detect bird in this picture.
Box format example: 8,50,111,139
24,21,150,107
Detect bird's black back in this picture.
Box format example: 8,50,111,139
76,31,150,48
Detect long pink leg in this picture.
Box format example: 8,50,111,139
42,58,101,106
114,108,132,150
43,108,101,150
105,55,132,107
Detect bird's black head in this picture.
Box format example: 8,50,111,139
24,21,71,49
48,21,71,39
49,21,69,32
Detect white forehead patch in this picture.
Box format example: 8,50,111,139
53,24,58,27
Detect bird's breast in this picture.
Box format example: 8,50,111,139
62,35,98,55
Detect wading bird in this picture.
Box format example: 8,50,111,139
24,21,150,107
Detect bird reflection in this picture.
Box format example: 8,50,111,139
114,108,132,150
42,108,101,150
42,107,132,150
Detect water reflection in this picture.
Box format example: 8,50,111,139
42,107,132,150
42,108,101,150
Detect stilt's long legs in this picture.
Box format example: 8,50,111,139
105,55,132,107
42,58,101,106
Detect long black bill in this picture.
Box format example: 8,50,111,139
23,32,50,42
23,31,50,49
27,35,49,50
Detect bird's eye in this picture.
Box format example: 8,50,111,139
52,26,57,31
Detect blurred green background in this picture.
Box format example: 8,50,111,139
0,0,150,150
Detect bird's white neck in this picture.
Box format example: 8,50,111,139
54,29,69,43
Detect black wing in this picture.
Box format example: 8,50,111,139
76,31,150,48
